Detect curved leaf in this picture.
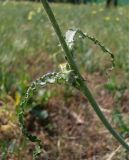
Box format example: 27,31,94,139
19,71,74,159
65,29,115,73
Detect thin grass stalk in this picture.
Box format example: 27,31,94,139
40,0,129,151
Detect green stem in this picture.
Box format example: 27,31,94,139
41,0,129,151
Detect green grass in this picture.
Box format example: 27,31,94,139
1,1,129,94
1,1,129,158
1,2,129,62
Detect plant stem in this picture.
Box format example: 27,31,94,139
41,0,129,151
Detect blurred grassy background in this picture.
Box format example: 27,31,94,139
1,1,129,95
0,1,129,159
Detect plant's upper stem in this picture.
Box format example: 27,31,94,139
41,0,129,151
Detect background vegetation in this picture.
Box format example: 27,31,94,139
0,0,129,159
